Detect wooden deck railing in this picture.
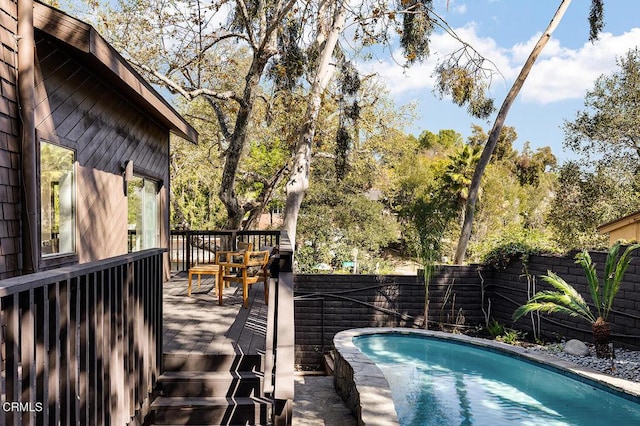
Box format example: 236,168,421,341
264,231,295,425
0,249,164,426
170,230,280,272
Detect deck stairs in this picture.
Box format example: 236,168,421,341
147,353,271,425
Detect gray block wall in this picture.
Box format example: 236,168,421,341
294,267,484,368
294,249,640,369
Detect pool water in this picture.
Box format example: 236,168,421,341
354,334,640,426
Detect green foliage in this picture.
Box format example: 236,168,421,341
417,129,463,151
483,241,541,270
487,319,504,338
564,48,640,166
515,143,557,187
442,144,481,204
513,270,597,324
588,0,604,42
547,161,640,251
497,328,525,345
465,156,558,263
487,319,525,344
296,186,399,273
578,242,640,320
400,0,434,64
513,242,640,324
435,65,494,119
467,124,518,163
295,91,406,273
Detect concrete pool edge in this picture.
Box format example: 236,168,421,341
333,327,640,425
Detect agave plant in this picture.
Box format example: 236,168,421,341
513,242,640,358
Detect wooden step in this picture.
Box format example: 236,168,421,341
163,353,263,372
150,396,270,425
157,371,263,397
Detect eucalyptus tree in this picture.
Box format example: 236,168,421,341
282,0,497,247
73,0,498,239
454,0,605,264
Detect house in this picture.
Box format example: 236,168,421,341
597,210,640,245
0,0,197,279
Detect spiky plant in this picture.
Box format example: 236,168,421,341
513,242,640,358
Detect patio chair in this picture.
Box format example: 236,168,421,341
220,250,270,309
214,241,253,288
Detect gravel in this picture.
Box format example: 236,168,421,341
529,341,640,383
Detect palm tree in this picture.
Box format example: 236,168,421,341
513,242,640,358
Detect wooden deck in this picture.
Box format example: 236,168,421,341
163,272,268,355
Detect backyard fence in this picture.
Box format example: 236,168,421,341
294,249,640,369
0,249,164,426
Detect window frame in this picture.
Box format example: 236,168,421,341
39,139,78,264
127,175,160,253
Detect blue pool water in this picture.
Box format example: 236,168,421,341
354,334,640,426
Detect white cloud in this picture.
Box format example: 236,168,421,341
359,24,510,95
360,25,640,106
520,29,640,104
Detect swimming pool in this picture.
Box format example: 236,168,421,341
333,328,640,426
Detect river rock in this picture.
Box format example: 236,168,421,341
564,339,590,356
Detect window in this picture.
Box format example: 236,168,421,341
128,176,159,252
41,141,76,256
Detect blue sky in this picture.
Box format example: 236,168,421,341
366,0,640,163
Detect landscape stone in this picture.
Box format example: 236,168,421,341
564,339,590,356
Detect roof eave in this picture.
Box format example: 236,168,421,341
32,1,198,143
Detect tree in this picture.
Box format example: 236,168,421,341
564,47,640,166
282,0,348,246
73,0,498,240
294,85,410,273
514,143,557,187
418,129,463,151
395,155,458,328
74,0,304,228
467,124,518,164
546,162,640,250
454,0,604,264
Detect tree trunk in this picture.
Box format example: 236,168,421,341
453,0,572,264
283,0,347,248
242,164,289,229
219,52,272,229
592,317,611,358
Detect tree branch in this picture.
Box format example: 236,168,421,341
129,59,245,105
205,97,233,141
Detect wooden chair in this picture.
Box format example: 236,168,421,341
214,241,253,289
219,250,270,308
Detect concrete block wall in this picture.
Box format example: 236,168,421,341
488,250,640,350
293,266,483,368
294,249,640,369
0,0,21,278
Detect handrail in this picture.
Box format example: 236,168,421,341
0,249,164,296
265,231,295,425
0,249,164,425
170,229,280,272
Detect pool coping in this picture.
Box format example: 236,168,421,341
333,327,640,425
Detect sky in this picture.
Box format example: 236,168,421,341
365,0,640,163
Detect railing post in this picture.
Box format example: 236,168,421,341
186,231,192,270
0,249,164,426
